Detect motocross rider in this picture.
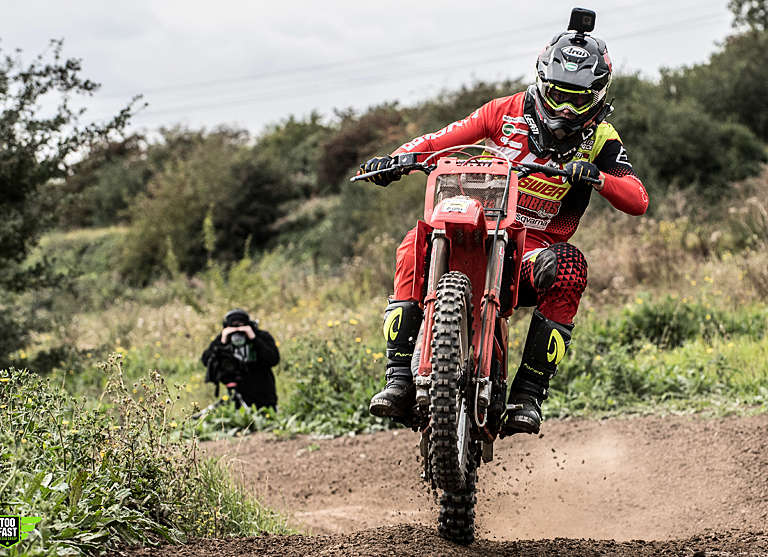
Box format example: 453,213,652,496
360,15,648,435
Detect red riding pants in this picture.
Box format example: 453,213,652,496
393,225,588,324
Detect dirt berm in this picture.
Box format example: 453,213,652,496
126,414,768,556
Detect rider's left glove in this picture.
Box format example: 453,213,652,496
359,155,401,187
564,160,603,190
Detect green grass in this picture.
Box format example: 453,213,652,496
0,364,293,556
178,295,768,439
548,296,768,417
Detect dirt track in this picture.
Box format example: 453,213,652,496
129,414,768,555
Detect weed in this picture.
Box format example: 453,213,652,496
0,362,292,556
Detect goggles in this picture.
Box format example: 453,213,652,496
541,83,597,115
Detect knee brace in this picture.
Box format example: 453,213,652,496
382,300,423,369
531,247,558,291
531,243,588,292
533,243,588,324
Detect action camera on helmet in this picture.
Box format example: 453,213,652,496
568,7,596,34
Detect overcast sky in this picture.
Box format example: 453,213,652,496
4,0,733,136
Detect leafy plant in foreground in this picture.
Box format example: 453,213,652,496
0,361,291,556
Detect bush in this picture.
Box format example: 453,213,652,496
662,28,768,142
615,297,766,349
0,363,291,555
0,39,136,363
552,297,768,415
58,135,151,228
119,130,250,283
609,75,766,201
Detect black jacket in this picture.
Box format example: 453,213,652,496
201,322,280,409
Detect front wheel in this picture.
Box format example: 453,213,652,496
438,456,477,544
429,271,473,493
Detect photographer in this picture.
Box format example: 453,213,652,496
201,308,280,410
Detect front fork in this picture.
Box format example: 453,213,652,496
475,230,507,413
413,229,508,429
414,231,448,408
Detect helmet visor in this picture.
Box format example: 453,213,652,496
541,83,596,115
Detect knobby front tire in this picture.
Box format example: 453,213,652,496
429,271,473,493
438,457,478,545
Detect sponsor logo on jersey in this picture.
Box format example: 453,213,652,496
518,176,570,201
561,45,589,59
515,212,549,230
580,139,595,150
503,115,528,124
573,151,590,161
502,123,527,137
498,135,524,149
517,192,561,219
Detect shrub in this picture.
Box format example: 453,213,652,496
609,74,766,201
552,297,768,415
0,363,291,555
120,130,250,283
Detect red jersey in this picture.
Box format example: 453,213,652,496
392,91,648,252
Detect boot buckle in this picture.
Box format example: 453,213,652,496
499,403,524,427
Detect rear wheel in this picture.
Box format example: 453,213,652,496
429,271,473,493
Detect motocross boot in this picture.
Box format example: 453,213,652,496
369,300,423,419
504,309,573,435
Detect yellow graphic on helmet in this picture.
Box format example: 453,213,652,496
546,329,566,364
383,307,404,342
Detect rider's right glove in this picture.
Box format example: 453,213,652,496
564,160,603,190
359,155,401,187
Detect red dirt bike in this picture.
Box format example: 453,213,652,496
354,145,584,544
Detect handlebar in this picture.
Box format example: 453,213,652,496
351,155,600,185
350,153,430,182
513,161,600,185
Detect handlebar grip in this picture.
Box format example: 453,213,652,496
350,153,423,182
518,161,601,185
520,162,567,177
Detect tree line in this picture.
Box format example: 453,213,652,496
1,2,767,364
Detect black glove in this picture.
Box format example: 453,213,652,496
564,160,601,188
359,155,401,187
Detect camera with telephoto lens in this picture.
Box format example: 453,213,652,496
230,331,248,348
211,341,245,384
